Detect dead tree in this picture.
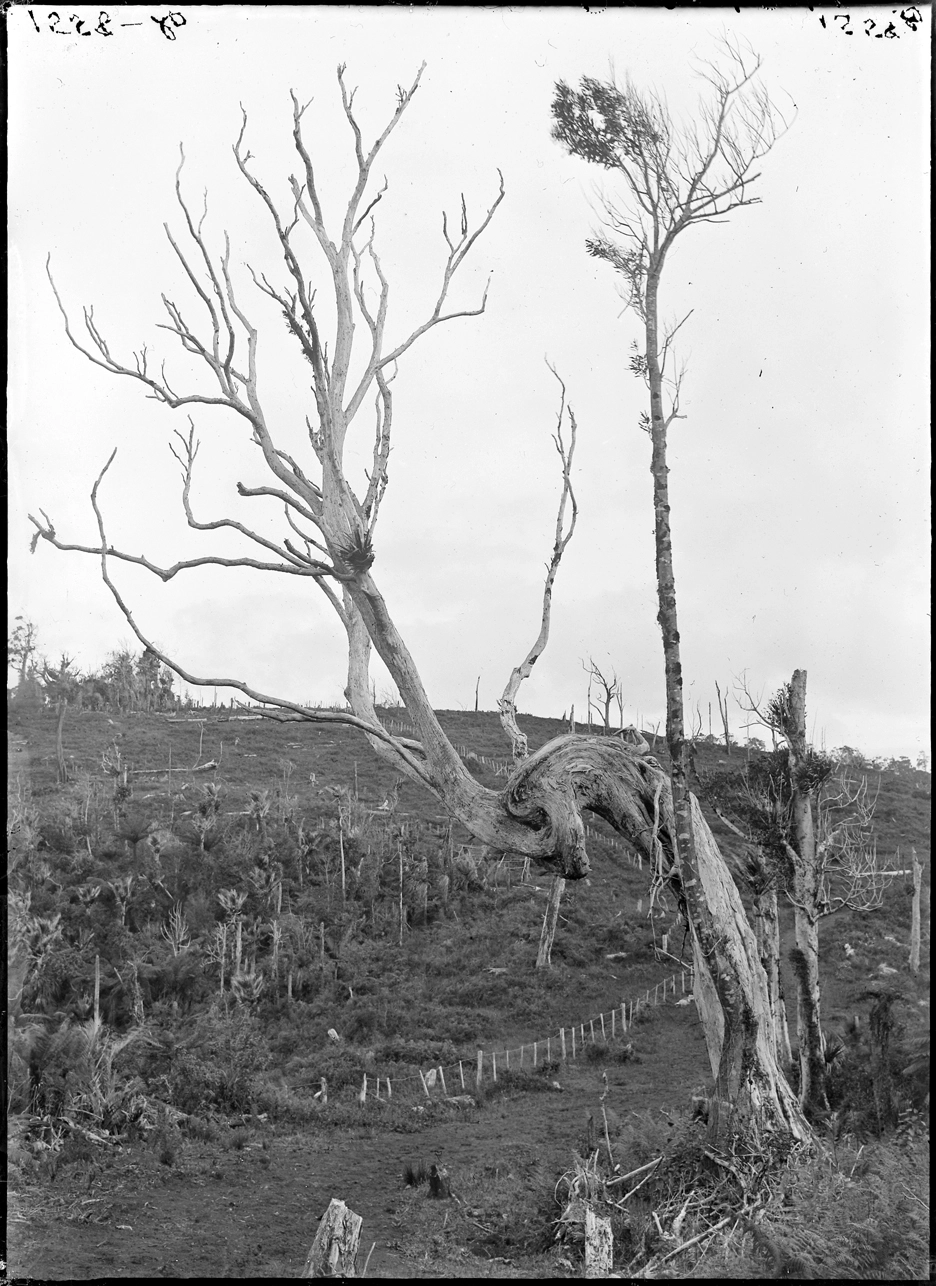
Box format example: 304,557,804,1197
32,64,806,1142
909,848,922,975
583,658,623,734
733,670,893,1114
709,801,793,1074
496,364,578,968
714,681,733,756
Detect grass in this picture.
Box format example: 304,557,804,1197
7,701,930,1277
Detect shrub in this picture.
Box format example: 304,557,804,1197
169,1003,270,1115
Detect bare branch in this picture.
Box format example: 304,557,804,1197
235,482,321,527
498,363,578,761
76,453,429,776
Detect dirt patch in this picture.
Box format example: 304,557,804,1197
7,1008,708,1279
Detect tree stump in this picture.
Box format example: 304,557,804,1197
584,1207,613,1278
301,1198,362,1278
428,1163,451,1199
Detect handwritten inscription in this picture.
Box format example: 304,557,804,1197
27,9,187,39
816,7,923,37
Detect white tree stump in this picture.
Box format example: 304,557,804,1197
584,1207,613,1278
302,1198,362,1278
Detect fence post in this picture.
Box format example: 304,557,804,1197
560,1029,566,1061
438,1066,447,1097
418,1069,430,1099
611,1010,616,1039
590,1019,596,1043
571,1027,576,1058
359,1074,367,1106
492,1051,497,1082
476,1050,483,1090
459,1060,465,1090
600,1013,606,1041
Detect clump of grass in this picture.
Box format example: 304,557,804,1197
403,1159,430,1187
476,1067,558,1106
584,1036,638,1064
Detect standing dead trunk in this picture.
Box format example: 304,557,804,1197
54,699,68,783
785,669,828,1114
682,797,807,1140
715,681,732,755
752,884,793,1073
537,876,565,968
909,847,922,974
302,1198,362,1278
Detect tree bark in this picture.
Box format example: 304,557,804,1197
785,669,827,1113
752,884,792,1073
909,847,922,974
55,699,68,783
682,797,807,1141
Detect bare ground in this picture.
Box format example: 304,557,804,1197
7,1006,709,1279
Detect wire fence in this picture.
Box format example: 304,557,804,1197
347,967,696,1107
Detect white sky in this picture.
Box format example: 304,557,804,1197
8,5,931,760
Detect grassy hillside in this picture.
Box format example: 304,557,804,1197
9,701,929,1039
7,701,930,1278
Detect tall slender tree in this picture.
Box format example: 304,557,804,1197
551,45,796,1136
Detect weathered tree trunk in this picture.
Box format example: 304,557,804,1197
682,797,808,1141
909,847,922,974
584,1207,614,1278
752,884,793,1073
54,699,68,783
302,1198,362,1278
786,669,827,1114
715,680,732,755
537,876,565,968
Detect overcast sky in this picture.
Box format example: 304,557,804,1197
8,6,930,760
